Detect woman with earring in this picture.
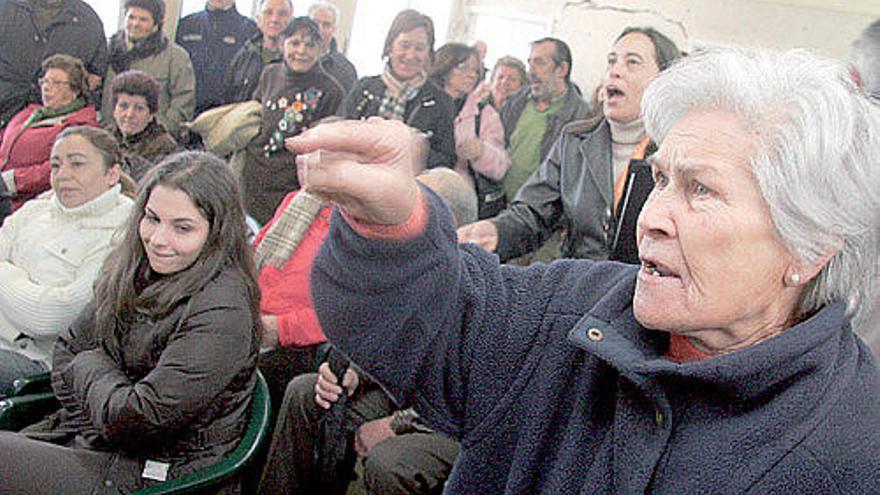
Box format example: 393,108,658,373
0,152,260,494
0,126,132,396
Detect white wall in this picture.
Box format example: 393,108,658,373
455,0,879,96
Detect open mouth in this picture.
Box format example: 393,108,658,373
643,259,677,278
606,86,625,98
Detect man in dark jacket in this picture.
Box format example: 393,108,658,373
223,0,292,104
0,0,107,130
309,1,357,94
176,0,259,114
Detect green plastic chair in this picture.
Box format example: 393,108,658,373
0,370,272,495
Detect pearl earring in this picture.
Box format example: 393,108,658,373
790,273,801,284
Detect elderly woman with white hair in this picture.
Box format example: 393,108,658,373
283,45,880,494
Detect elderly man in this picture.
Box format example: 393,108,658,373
176,0,259,114
0,0,107,130
308,1,358,94
288,45,880,494
224,0,293,103
850,18,880,356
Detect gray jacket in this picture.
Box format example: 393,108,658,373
499,82,590,164
493,116,617,261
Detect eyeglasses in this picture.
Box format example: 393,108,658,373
39,78,71,88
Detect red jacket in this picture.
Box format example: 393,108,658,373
253,191,331,347
0,104,98,210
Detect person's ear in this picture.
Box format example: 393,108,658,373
785,237,843,287
105,163,123,187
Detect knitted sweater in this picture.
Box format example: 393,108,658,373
0,185,132,367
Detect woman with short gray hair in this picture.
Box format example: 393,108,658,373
285,45,880,493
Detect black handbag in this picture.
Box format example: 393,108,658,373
467,100,507,219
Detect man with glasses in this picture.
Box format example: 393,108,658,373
0,0,107,131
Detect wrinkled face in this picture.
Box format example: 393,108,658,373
125,7,158,42
139,185,210,275
602,32,661,124
527,41,566,103
283,31,320,73
491,65,524,106
50,134,120,208
114,93,152,136
258,0,293,40
445,54,480,99
634,110,797,345
389,27,429,82
40,67,78,109
310,7,336,52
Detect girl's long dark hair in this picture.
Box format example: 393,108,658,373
93,151,261,345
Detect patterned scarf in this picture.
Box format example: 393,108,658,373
253,191,329,271
378,65,426,121
109,30,168,73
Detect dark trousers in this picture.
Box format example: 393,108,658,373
257,373,459,495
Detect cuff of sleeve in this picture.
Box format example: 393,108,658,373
341,189,428,242
2,170,16,194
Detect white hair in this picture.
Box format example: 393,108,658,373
642,47,880,326
851,19,880,102
308,1,340,23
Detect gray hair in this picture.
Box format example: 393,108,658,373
416,168,478,227
308,1,339,23
642,47,880,325
851,19,880,102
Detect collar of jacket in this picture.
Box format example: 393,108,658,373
567,270,851,403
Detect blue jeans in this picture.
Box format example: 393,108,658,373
0,349,47,398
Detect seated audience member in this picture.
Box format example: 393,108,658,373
224,0,294,104
309,1,358,93
288,46,880,494
338,9,456,170
0,54,99,214
176,0,259,115
0,0,106,131
258,168,476,495
242,16,344,225
431,43,511,219
459,27,680,263
0,151,260,494
102,0,196,139
0,127,132,396
484,55,527,110
849,18,880,355
107,70,178,181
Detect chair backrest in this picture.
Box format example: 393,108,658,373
132,369,272,495
0,391,59,431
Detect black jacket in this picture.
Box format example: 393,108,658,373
0,0,107,129
28,269,258,492
338,75,457,169
223,32,280,104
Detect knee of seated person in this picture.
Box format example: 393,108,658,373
362,440,422,494
280,373,321,418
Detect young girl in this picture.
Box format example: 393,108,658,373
0,151,261,494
